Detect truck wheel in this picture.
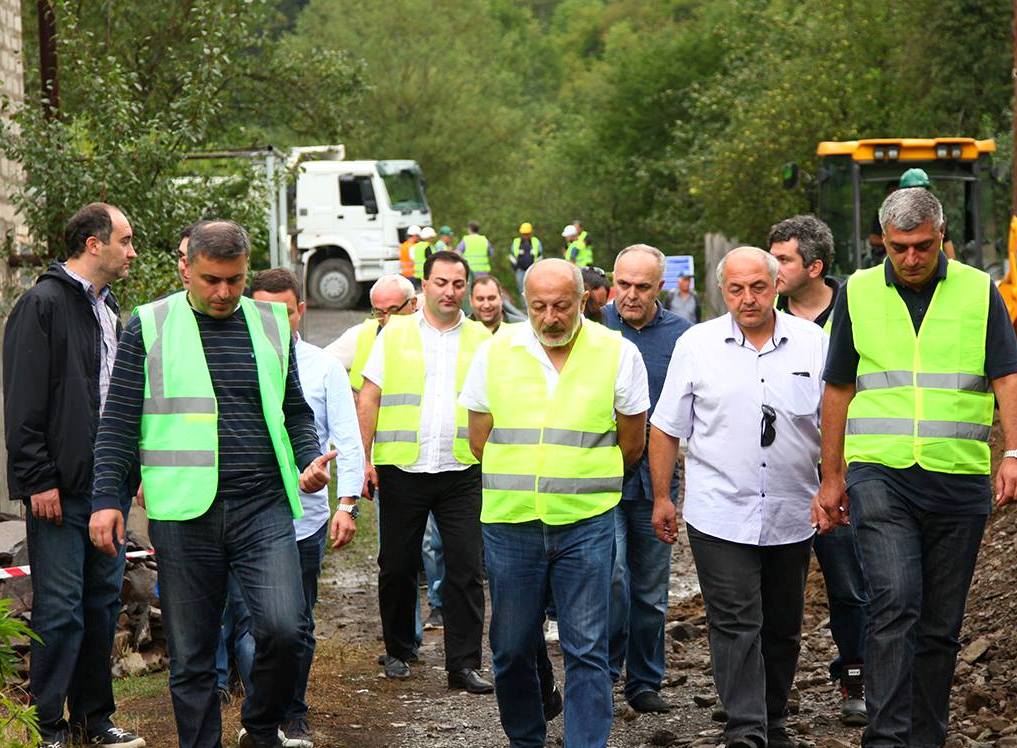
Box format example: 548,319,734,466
308,258,359,309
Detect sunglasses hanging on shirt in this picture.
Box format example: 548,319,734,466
760,404,776,447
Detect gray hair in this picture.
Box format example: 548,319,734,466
614,243,666,278
715,246,778,286
766,215,834,277
369,273,415,303
523,258,584,301
187,220,250,263
879,187,945,233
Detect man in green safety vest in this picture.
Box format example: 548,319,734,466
356,250,493,694
509,222,542,296
460,258,650,747
768,214,868,727
814,188,1017,748
455,221,493,274
563,223,593,267
324,274,417,394
89,221,337,748
434,225,454,253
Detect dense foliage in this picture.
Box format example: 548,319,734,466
3,0,1013,295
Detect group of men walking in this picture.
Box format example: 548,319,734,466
4,184,1015,748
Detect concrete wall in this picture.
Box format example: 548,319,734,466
0,0,27,516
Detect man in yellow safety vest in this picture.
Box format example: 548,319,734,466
460,258,649,747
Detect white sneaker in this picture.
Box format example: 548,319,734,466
544,619,559,644
237,728,311,748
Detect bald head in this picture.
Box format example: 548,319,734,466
524,259,587,349
717,246,777,331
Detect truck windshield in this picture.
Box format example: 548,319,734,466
379,166,427,212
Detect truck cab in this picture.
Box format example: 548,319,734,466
295,158,431,308
806,138,999,276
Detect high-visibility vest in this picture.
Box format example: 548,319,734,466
481,321,624,525
349,319,378,390
510,237,543,260
399,239,416,278
567,239,593,267
844,260,993,475
462,234,491,273
136,292,302,520
413,242,432,279
372,314,491,466
434,239,451,253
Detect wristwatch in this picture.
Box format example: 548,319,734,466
336,502,359,520
1004,450,1017,460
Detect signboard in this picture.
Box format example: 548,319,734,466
663,255,695,291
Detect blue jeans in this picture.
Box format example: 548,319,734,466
849,479,986,748
422,512,444,611
150,492,306,748
812,523,868,680
515,268,527,298
484,510,616,748
608,500,672,701
26,494,129,742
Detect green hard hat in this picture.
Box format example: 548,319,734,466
438,225,453,236
899,168,931,189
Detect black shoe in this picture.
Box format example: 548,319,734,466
236,728,284,747
542,683,563,721
840,664,867,727
280,717,314,747
87,727,147,747
629,690,672,714
447,668,494,694
423,608,444,630
377,651,419,665
767,726,795,748
382,655,410,679
40,737,69,748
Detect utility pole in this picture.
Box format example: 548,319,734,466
37,0,59,118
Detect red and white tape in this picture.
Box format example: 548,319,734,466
0,548,154,580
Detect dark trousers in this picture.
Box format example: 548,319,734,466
150,493,306,748
687,524,812,745
813,523,868,680
27,494,129,742
849,479,986,748
377,464,484,671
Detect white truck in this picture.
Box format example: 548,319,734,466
188,144,432,308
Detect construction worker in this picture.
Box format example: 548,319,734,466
563,224,593,267
768,215,868,727
434,225,454,253
509,222,542,296
898,168,957,259
324,274,417,392
815,187,1017,748
90,221,335,748
460,258,649,748
357,250,493,694
456,221,493,274
414,227,436,280
572,220,594,266
399,225,422,284
469,274,524,335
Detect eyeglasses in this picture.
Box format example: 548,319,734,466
369,298,412,319
760,404,776,447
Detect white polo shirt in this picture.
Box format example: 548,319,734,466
651,311,827,546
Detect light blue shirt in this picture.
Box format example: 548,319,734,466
651,312,827,546
61,263,119,412
294,337,365,541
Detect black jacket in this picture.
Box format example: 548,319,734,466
3,262,124,500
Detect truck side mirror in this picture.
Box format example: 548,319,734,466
782,163,800,190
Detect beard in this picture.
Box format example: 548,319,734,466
534,314,582,348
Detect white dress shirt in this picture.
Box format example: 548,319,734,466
294,337,366,540
650,312,827,546
361,310,473,474
459,320,650,416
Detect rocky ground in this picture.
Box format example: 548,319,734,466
3,307,1017,747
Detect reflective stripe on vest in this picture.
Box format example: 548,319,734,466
481,321,624,525
844,260,993,475
510,237,542,259
349,319,378,391
372,314,490,466
137,292,303,520
462,234,491,272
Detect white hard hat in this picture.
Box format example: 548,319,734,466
407,225,422,236
561,224,578,238
420,226,436,240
